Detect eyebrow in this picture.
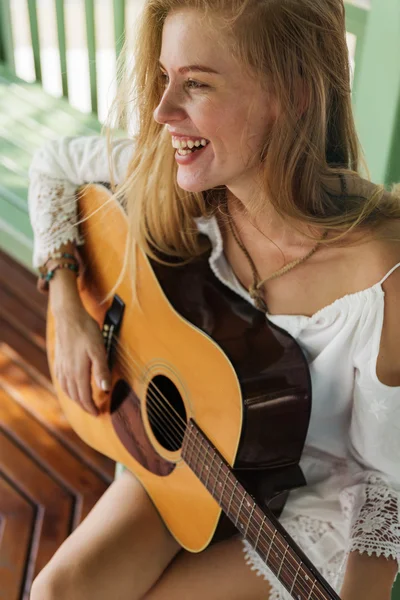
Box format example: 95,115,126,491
158,61,220,75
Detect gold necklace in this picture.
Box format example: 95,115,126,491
225,203,328,312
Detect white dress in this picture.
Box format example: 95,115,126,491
28,135,400,599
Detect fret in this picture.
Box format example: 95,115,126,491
290,561,303,596
190,427,200,473
226,480,239,516
254,514,266,549
198,437,207,481
220,467,230,505
184,421,341,600
244,501,256,538
265,529,277,564
204,452,214,488
307,579,317,599
277,544,289,579
212,460,222,496
235,489,247,527
182,425,193,468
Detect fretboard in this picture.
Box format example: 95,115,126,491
182,420,340,600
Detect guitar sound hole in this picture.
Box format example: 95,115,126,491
146,375,187,452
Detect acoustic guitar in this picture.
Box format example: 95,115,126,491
47,185,341,600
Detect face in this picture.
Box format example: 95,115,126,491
153,8,278,199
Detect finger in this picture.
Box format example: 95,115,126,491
58,373,68,398
77,368,99,416
90,348,112,393
65,378,80,406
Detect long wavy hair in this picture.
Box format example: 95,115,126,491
105,0,400,272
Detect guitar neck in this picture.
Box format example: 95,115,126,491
182,420,340,600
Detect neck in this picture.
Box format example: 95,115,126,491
225,189,323,250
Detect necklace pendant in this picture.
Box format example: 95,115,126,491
249,285,268,313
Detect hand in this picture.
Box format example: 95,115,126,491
52,303,111,416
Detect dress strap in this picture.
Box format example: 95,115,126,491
379,262,400,285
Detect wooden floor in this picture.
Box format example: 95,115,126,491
0,251,115,600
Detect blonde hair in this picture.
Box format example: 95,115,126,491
105,0,400,269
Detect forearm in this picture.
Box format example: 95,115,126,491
340,551,397,600
48,242,83,314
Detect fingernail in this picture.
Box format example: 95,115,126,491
101,379,110,391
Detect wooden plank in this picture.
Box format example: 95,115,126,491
0,286,46,351
0,220,33,272
113,0,126,60
27,0,42,83
0,345,115,483
0,251,46,316
386,96,400,187
0,430,73,577
85,0,98,115
0,67,101,132
54,0,69,98
0,319,50,379
0,388,109,523
344,3,369,96
0,195,31,239
0,476,34,600
353,0,400,184
0,136,35,175
0,1,15,72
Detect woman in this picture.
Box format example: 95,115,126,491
28,0,400,598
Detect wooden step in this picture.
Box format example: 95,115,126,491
0,251,115,599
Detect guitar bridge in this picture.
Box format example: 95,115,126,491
102,295,125,368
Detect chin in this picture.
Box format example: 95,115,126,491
176,177,212,194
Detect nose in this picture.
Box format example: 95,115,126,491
153,87,187,125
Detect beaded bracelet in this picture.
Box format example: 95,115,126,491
37,261,79,293
40,262,79,283
39,252,78,277
43,252,76,267
37,250,82,294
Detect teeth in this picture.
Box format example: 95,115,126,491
172,136,208,149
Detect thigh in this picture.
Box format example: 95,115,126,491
31,470,180,600
144,537,271,600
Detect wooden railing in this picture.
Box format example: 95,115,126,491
0,0,369,121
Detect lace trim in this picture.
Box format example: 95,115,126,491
242,515,345,600
340,474,400,566
29,177,84,267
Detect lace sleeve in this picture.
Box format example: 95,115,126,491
28,135,134,267
340,473,400,564
339,361,400,569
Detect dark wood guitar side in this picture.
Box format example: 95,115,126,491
47,185,341,599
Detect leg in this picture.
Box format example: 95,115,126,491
144,537,272,600
30,470,180,600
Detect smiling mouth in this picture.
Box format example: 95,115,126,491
172,137,210,156
176,144,208,156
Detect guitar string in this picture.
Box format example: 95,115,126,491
106,338,329,600
109,339,329,600
184,424,330,600
107,344,187,451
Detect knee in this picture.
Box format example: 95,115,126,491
30,566,69,600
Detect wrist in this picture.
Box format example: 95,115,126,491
49,269,83,314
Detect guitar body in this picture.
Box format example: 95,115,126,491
47,185,311,553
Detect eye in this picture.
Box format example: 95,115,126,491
186,79,207,89
160,72,169,87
